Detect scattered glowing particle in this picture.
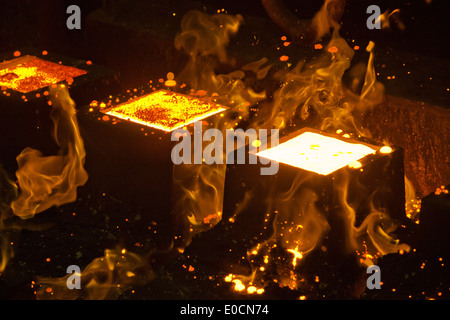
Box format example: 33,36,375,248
380,146,392,154
283,41,291,47
353,45,360,50
13,51,21,57
287,247,303,267
224,274,233,282
251,139,261,148
299,295,306,300
232,279,246,292
165,72,177,87
247,286,257,294
281,36,287,41
46,258,51,262
279,55,289,62
314,44,323,50
46,287,52,293
42,50,48,56
121,248,126,254
328,46,338,53
102,115,110,121
188,265,195,272
86,60,93,65
348,160,362,169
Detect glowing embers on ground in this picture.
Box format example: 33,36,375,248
256,131,378,175
0,55,87,93
104,90,227,132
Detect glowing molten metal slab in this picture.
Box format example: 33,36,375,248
256,131,378,175
104,90,227,132
0,55,87,93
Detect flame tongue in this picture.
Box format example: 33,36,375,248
11,86,88,219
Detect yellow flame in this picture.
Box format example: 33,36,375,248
254,27,384,137
36,248,152,300
287,247,303,267
170,10,267,252
11,85,88,219
174,10,266,111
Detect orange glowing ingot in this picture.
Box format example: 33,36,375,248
0,55,87,93
256,131,377,175
104,90,227,132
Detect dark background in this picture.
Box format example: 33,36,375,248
0,0,448,58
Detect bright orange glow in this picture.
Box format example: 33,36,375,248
0,55,87,93
380,146,392,154
256,131,378,175
232,279,246,292
104,90,227,132
287,247,303,267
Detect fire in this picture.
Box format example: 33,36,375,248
36,248,152,300
170,10,267,251
174,10,266,112
254,28,384,138
224,273,265,295
11,85,88,219
287,246,303,267
0,55,87,93
218,17,412,297
104,89,227,132
256,130,378,175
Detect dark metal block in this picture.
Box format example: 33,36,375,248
77,89,228,249
417,185,450,258
186,127,407,270
228,128,406,259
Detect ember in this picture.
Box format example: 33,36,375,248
104,89,226,132
0,55,87,93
